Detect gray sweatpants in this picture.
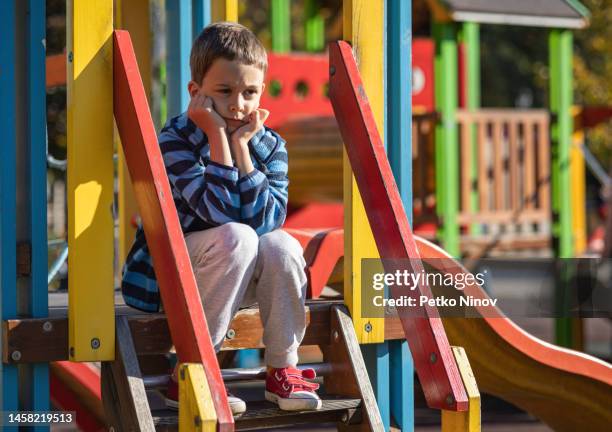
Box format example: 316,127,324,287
184,222,307,368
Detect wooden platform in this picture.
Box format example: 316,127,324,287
3,296,405,365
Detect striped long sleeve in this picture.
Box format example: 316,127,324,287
238,129,289,235
159,124,241,225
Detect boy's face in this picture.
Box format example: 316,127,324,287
189,58,266,131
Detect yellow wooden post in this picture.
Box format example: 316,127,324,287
179,363,217,431
67,0,115,361
441,346,481,432
211,0,238,22
571,107,587,255
116,0,152,267
342,0,385,343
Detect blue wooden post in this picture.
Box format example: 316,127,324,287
166,0,193,118
361,344,390,430
192,0,210,35
0,0,19,423
27,1,50,426
387,1,414,430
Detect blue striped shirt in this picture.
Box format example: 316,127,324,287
121,112,289,312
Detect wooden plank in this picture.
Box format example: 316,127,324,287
537,117,551,214
117,0,151,268
441,347,481,432
342,0,386,344
101,316,155,431
477,120,488,212
3,304,333,363
492,120,504,211
524,120,536,210
460,117,472,213
329,41,468,411
179,363,217,431
323,306,385,431
508,119,520,212
67,0,115,362
113,30,234,431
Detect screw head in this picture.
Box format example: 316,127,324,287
364,322,373,333
226,329,236,339
11,350,21,361
70,347,75,358
180,367,186,381
91,338,101,349
333,330,339,342
68,52,73,63
446,393,455,406
194,415,201,427
429,352,437,364
329,66,336,76
43,321,53,332
341,413,348,422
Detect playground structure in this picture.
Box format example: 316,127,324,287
2,1,612,432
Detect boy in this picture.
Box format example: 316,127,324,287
121,22,321,414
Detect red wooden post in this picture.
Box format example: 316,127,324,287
329,40,468,411
113,30,233,431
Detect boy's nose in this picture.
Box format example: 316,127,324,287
229,96,245,113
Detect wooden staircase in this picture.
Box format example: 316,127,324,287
100,305,383,431
112,30,385,431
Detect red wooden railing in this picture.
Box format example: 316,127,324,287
113,30,233,431
328,40,468,411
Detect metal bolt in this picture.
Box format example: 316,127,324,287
364,322,372,333
70,347,75,358
333,330,339,342
429,352,437,364
43,321,53,332
341,413,348,423
329,66,336,76
68,52,73,63
11,351,21,361
226,329,236,339
446,393,455,406
91,338,101,349
194,415,201,427
180,367,186,381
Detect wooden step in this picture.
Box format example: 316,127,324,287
152,397,362,431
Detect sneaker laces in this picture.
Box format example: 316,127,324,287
278,367,319,392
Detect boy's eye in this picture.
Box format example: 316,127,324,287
245,89,257,96
218,89,231,94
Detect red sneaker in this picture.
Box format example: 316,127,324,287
164,378,246,416
265,367,322,411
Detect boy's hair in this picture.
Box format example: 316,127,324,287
190,22,268,84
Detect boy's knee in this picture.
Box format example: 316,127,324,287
218,223,259,257
259,230,305,267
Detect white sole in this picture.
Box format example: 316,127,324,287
164,395,246,417
265,391,323,411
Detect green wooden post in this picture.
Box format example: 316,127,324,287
270,0,290,53
463,22,481,235
549,29,574,347
433,21,460,257
305,0,324,52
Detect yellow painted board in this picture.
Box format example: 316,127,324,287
212,0,238,22
442,346,481,432
342,0,385,344
179,364,217,432
571,108,587,255
116,0,152,267
67,0,115,361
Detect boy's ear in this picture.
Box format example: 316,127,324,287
187,80,200,98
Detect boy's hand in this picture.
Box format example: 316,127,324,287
229,108,270,146
187,94,226,136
